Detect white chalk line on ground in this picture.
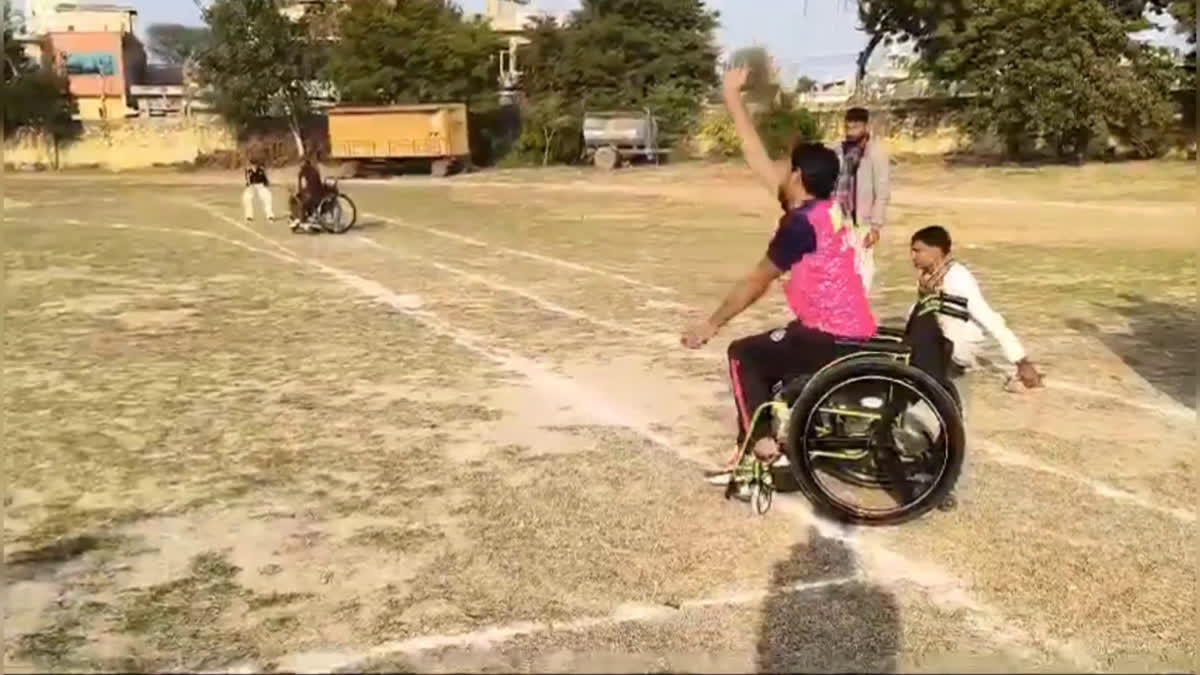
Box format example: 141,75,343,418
365,211,684,298
899,191,1195,215
183,198,1188,524
105,222,301,264
975,361,1195,423
354,224,1193,524
1043,379,1194,423
61,204,1200,526
362,213,1187,422
188,201,1095,671
352,234,686,348
355,177,1193,215
271,575,861,673
976,439,1196,524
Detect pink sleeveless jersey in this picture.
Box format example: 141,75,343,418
783,200,876,338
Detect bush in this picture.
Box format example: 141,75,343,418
757,104,821,157
697,101,821,160
698,111,741,158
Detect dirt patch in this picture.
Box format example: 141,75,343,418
4,162,1195,671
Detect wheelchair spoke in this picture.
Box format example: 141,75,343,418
796,368,958,523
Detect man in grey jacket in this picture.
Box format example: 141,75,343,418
834,107,890,291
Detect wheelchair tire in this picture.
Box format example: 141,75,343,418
785,358,964,526
337,194,358,230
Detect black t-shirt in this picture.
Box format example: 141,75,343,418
766,206,818,272
246,166,269,186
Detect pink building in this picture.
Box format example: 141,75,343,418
35,4,145,120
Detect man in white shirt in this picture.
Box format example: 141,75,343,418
905,225,1042,510
908,225,1042,388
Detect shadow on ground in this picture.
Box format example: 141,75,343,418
1066,293,1196,409
4,535,113,583
756,525,900,672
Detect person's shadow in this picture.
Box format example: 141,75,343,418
1065,293,1196,409
756,525,900,673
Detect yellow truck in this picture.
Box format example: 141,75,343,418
328,103,471,177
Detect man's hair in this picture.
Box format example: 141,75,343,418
845,107,870,123
789,142,840,200
912,225,952,253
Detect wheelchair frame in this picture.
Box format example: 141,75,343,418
725,325,942,517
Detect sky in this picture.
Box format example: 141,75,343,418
42,0,1190,83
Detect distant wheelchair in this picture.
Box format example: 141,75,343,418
312,179,358,234
727,326,965,526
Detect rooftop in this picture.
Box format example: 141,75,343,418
52,2,137,13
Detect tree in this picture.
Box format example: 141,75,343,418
517,93,576,165
863,0,1178,160
195,0,321,156
323,0,498,107
520,0,720,148
795,75,818,93
2,2,75,140
853,0,969,91
146,23,210,66
1169,0,1196,91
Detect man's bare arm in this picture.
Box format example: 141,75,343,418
722,68,790,197
706,258,784,329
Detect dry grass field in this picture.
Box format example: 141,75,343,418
3,158,1195,673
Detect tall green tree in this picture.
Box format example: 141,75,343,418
2,2,75,140
146,23,210,66
860,0,1178,159
520,0,719,150
323,0,498,107
195,0,321,155
1169,0,1196,91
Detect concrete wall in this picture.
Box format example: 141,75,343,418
810,99,971,156
691,99,970,158
4,117,237,170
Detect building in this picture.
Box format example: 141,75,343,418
25,1,136,34
20,2,147,120
480,0,564,99
49,29,146,120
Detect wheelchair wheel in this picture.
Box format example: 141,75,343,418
337,194,358,230
785,358,964,526
317,197,351,234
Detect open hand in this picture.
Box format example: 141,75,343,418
1015,360,1043,389
681,320,718,349
863,229,881,249
722,66,750,99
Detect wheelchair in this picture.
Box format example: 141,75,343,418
726,326,965,526
291,179,358,234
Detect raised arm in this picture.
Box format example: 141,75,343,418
721,67,791,198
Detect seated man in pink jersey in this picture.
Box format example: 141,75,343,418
681,66,876,481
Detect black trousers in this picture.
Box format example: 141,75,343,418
903,310,953,388
727,322,837,446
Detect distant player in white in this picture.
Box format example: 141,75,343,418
243,159,275,222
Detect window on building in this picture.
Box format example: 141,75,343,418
65,52,117,76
